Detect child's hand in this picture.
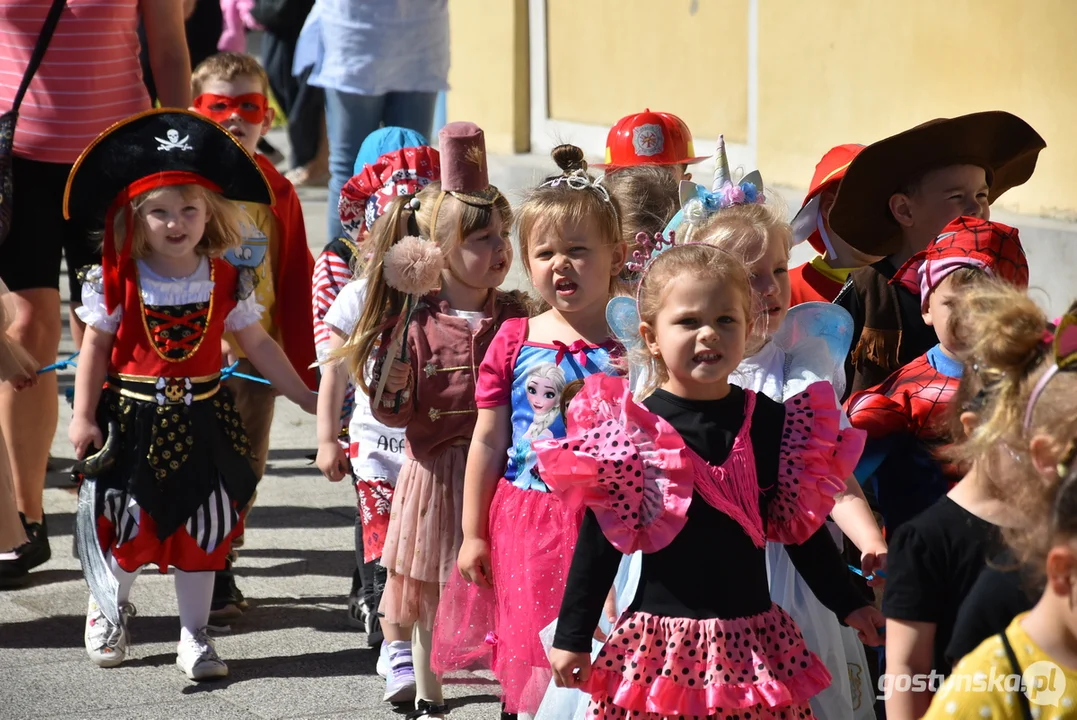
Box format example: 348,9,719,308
299,391,318,415
844,605,885,646
458,537,493,589
317,441,349,482
69,417,104,460
549,648,592,689
221,339,238,368
384,359,412,393
10,372,37,392
592,585,618,641
860,543,888,588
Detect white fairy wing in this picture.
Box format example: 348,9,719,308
772,302,854,401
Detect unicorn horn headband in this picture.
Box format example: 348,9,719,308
663,135,767,236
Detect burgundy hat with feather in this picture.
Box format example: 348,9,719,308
438,121,499,205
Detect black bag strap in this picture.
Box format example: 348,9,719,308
11,0,67,113
998,629,1034,720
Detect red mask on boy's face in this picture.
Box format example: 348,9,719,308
193,93,268,124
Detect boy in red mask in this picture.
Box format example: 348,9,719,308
191,52,317,623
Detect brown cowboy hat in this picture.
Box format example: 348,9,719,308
828,111,1046,256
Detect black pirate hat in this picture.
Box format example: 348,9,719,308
63,109,273,312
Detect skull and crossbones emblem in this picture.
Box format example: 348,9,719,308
155,377,193,406
155,128,193,152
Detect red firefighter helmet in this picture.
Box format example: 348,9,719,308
593,110,708,169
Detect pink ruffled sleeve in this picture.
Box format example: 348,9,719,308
767,381,866,545
533,373,693,554
475,317,527,408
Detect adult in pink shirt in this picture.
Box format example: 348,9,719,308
0,0,191,586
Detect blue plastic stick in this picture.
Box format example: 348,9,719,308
37,352,80,374
220,361,272,385
848,564,887,581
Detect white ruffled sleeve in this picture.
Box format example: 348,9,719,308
75,266,122,334
224,293,265,332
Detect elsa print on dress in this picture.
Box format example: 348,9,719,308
511,362,567,488
523,362,566,440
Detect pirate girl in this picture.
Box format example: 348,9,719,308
65,110,316,681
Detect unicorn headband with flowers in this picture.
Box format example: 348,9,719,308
663,135,766,237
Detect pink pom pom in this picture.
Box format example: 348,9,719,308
383,236,445,295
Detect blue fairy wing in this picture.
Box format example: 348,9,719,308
774,301,855,362
606,296,641,346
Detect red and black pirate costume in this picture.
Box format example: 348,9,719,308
845,217,1029,535
829,112,1045,399
64,109,274,576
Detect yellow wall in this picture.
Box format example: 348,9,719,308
546,0,749,144
757,0,1077,219
446,0,530,153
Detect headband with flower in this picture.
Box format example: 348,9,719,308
663,135,766,236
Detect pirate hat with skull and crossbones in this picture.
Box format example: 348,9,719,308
62,109,273,314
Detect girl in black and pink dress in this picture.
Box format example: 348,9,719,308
539,242,884,719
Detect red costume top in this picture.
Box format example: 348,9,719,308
789,257,848,305
846,347,961,445
255,154,317,389
109,257,236,380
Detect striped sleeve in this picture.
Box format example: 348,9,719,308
0,0,152,164
313,249,354,359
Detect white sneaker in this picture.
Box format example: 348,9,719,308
383,641,416,703
176,627,229,681
376,640,390,678
84,597,135,667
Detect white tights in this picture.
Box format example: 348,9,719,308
107,554,214,641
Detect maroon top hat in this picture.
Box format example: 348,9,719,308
438,121,497,204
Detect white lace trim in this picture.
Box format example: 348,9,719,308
137,258,214,306
76,258,263,334
224,295,265,332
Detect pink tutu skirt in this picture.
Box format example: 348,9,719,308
582,606,830,719
379,444,466,628
433,479,583,714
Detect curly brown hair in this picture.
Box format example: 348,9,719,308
946,279,1077,573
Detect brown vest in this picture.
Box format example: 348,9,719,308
848,262,939,394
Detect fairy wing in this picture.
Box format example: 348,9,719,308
772,302,855,401
606,296,644,391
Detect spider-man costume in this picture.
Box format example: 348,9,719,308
845,216,1029,535
846,345,962,536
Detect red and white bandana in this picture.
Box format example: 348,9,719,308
338,146,441,242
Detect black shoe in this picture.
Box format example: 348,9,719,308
346,567,366,630
405,699,449,719
366,609,384,648
0,513,51,587
209,562,247,622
